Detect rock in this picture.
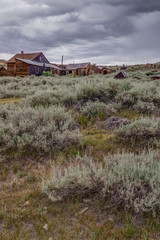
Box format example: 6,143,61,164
104,116,131,130
43,224,48,231
75,207,89,216
24,201,30,206
83,199,92,204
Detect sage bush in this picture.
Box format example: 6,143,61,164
115,117,160,144
42,151,160,215
0,106,82,152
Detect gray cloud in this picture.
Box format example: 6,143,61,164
0,0,160,64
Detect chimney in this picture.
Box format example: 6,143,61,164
61,55,63,66
21,51,24,55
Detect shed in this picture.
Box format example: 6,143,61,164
0,66,8,76
114,72,128,79
66,62,91,76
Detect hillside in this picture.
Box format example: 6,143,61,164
0,71,160,239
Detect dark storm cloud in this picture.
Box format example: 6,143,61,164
0,0,160,64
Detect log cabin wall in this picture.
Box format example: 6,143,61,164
15,59,30,77
0,67,8,76
7,63,16,76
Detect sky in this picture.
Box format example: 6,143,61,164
0,0,160,65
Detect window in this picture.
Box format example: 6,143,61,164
36,66,39,73
69,70,72,74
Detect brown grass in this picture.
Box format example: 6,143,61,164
0,98,21,105
0,155,160,240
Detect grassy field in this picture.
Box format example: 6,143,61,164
0,71,160,239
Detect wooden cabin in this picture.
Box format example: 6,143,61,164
96,66,112,75
6,51,60,77
0,66,8,76
102,67,112,75
91,65,99,74
66,62,92,76
146,63,157,68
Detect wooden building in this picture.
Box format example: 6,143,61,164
65,62,92,76
91,65,99,74
114,72,128,79
97,66,112,75
102,67,112,75
146,63,157,68
0,66,8,76
6,51,61,77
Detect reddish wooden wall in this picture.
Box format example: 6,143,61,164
0,67,8,76
15,60,30,77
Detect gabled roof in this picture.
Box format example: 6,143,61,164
16,58,62,70
0,65,7,71
115,71,128,78
7,52,42,63
66,62,90,70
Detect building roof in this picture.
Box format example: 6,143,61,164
97,66,111,70
66,62,90,70
7,52,42,63
0,65,7,71
16,58,62,70
115,71,128,78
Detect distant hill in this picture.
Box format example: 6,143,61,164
0,59,6,66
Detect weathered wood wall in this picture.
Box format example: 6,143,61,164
7,63,16,76
0,67,8,76
15,60,30,77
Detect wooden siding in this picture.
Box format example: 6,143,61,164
7,63,16,76
66,64,92,76
15,59,30,77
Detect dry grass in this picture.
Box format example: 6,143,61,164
0,157,160,240
0,98,21,105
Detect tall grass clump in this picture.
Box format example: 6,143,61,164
42,151,160,215
0,106,82,153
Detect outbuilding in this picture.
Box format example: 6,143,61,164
0,66,8,76
114,71,128,79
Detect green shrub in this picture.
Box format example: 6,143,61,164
115,117,159,144
42,71,53,76
21,90,61,107
0,106,82,153
133,100,158,114
81,101,107,119
42,151,160,215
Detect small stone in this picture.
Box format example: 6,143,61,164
83,199,92,204
43,224,48,231
108,216,114,222
24,201,29,206
75,207,89,216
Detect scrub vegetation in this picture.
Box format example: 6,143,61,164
1,70,160,239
